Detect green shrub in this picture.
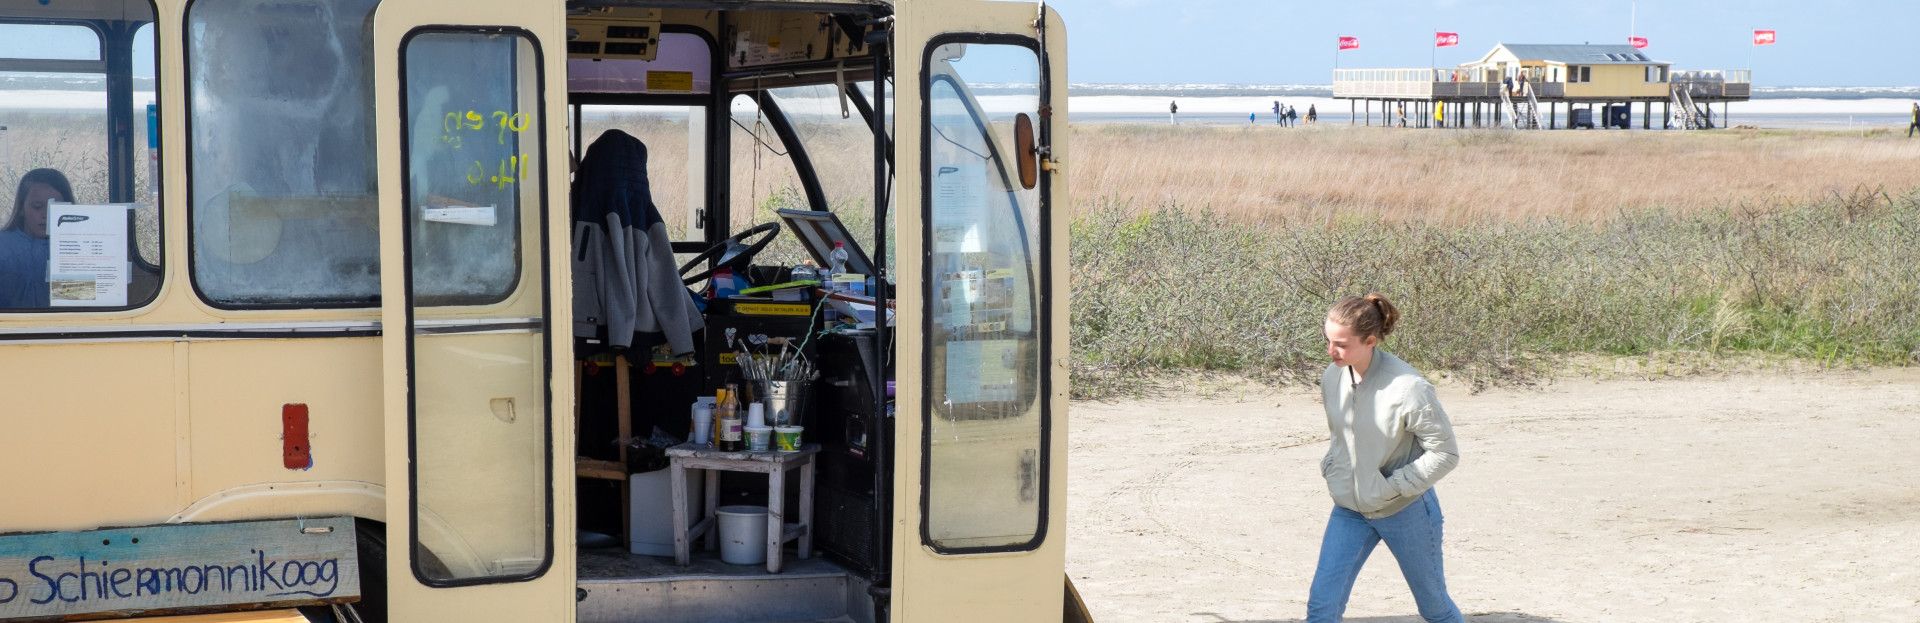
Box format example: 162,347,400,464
1069,189,1920,399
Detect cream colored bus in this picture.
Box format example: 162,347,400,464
0,0,1079,621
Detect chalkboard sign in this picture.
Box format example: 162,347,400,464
0,517,359,621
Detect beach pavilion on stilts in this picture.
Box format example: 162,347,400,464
1333,43,1750,130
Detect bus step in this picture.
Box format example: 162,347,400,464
577,551,869,623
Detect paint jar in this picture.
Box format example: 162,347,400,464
744,425,773,452
774,426,804,452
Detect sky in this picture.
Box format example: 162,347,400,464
1047,0,1920,87
2,1,1914,87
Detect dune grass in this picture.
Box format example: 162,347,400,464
1069,126,1920,398
1070,124,1920,223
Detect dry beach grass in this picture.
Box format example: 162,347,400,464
1071,124,1920,223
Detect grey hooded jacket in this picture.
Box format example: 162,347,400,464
1319,350,1461,519
571,130,703,354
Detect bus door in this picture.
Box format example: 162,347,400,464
372,1,574,620
892,1,1068,621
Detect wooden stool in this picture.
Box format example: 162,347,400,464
575,355,633,545
667,442,818,573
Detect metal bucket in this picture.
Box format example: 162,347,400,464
767,380,808,427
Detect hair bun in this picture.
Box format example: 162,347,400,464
1365,293,1400,336
1328,293,1402,342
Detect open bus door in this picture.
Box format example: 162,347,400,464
373,1,576,620
891,1,1069,621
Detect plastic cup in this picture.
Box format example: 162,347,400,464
690,403,712,445
746,402,766,428
774,426,804,452
744,426,773,452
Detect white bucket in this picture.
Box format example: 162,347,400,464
715,505,768,565
629,469,702,557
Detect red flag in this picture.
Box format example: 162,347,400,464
1753,29,1776,45
1628,36,1649,49
1435,32,1460,47
1338,36,1360,51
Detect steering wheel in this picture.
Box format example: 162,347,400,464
679,221,782,286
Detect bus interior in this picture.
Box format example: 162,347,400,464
564,3,902,622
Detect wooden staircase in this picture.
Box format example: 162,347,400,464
1671,84,1713,130
1501,81,1544,129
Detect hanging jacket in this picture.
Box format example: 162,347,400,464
571,129,703,354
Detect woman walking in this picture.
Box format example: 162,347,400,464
1309,294,1462,623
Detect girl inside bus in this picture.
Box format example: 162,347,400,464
0,168,73,308
1310,293,1463,623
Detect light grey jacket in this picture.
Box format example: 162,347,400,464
1319,350,1460,519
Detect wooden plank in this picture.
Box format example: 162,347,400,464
797,456,814,559
614,355,632,549
0,517,359,622
99,609,309,622
576,459,626,481
766,468,785,573
670,461,690,566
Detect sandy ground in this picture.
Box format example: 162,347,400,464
1067,368,1920,623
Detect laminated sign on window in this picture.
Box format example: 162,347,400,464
46,203,131,308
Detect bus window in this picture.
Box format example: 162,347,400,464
580,104,701,240
729,92,809,266
921,40,1048,552
186,0,381,308
400,32,530,306
402,29,550,584
131,23,158,267
0,5,162,311
769,82,886,269
569,31,712,243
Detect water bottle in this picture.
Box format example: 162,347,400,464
824,242,851,324
829,241,849,281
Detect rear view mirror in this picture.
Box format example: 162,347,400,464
1014,112,1038,190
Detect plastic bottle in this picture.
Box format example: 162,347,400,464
823,242,851,324
829,241,849,278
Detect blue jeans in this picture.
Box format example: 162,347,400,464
1306,491,1463,623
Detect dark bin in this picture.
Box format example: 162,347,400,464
1603,104,1633,129
1569,108,1594,129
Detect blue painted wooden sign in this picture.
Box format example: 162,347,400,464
0,517,359,621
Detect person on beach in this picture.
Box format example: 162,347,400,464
1308,293,1463,623
1250,112,1258,125
1275,100,1284,125
1170,100,1179,125
1909,102,1918,138
1307,104,1318,125
1288,105,1299,127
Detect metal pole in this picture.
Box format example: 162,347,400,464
866,27,893,623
